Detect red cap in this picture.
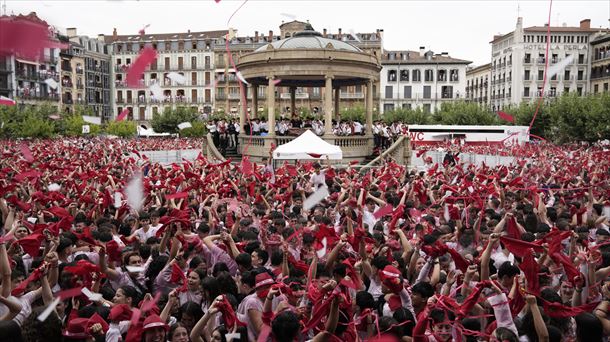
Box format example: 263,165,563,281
142,314,169,332
254,272,275,289
63,318,90,339
378,265,403,294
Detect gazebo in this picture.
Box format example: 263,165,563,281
234,29,382,163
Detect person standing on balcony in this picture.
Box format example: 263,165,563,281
207,120,219,147
227,119,237,148
252,118,261,136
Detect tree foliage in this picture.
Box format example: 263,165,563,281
179,121,207,138
105,120,137,138
151,107,199,134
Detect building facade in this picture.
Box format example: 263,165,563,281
214,20,383,117
8,13,61,107
107,28,226,124
379,48,471,114
0,56,12,98
490,18,606,110
466,63,491,108
590,33,610,93
59,38,86,113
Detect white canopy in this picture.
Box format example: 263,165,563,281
273,130,343,160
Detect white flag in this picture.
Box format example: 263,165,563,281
114,192,122,208
37,297,61,322
44,78,58,89
82,115,101,125
167,72,186,85
303,186,329,211
236,71,249,85
178,122,193,130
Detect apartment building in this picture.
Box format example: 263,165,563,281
106,28,227,123
379,48,471,114
490,17,607,110
59,38,86,113
466,63,491,108
590,33,610,93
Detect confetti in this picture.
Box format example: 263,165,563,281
44,78,58,90
116,108,130,122
497,111,514,123
236,71,249,85
177,122,192,130
0,96,15,106
546,54,575,80
19,143,34,163
149,83,163,101
126,172,143,212
37,297,61,322
126,47,157,88
166,72,186,85
303,186,329,211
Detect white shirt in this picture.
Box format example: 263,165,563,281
252,122,260,132
206,124,217,133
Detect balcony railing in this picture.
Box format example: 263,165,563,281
75,68,83,74
16,71,60,82
62,96,73,104
61,64,72,72
339,92,364,99
16,93,60,101
280,92,311,99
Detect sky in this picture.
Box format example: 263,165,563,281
4,0,610,66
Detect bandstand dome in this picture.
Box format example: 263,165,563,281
254,30,362,53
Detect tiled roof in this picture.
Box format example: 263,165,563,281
106,30,228,43
381,50,471,65
524,26,605,33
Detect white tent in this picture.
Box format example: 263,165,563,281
273,130,343,160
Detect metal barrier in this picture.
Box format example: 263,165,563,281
410,150,522,170
134,149,201,164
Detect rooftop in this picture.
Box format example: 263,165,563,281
381,50,471,65
254,30,361,52
106,29,229,43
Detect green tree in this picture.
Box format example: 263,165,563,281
61,114,101,136
432,101,499,125
179,121,207,137
382,107,431,124
12,114,55,138
105,120,137,138
151,107,199,134
340,106,366,123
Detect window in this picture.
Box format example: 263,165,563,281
450,69,459,82
178,41,184,50
423,104,431,113
577,87,582,96
564,70,571,81
205,56,211,68
605,83,609,92
205,89,211,102
424,69,434,82
578,54,585,64
524,87,530,97
564,87,570,93
387,70,397,82
178,57,183,69
577,70,584,80
385,86,393,99
437,69,447,82
441,86,453,99
191,72,197,85
423,86,431,99
412,69,421,82
403,86,412,99
192,41,197,49
524,53,531,63
116,58,122,65
400,70,409,81
594,84,599,93
164,57,170,70
538,70,544,81
191,56,197,69
383,103,395,112
402,103,411,109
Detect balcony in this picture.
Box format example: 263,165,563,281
116,98,125,104
228,93,241,100
536,58,546,64
280,92,311,99
61,64,72,72
594,51,610,62
62,80,73,88
339,92,364,99
75,67,83,74
16,93,60,101
204,63,211,70
76,84,84,90
523,58,532,65
62,96,73,104
0,63,12,72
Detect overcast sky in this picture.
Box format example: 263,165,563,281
4,0,610,65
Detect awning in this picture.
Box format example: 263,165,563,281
16,58,37,65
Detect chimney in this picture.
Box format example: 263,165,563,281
580,19,591,29
112,28,118,41
338,28,342,39
323,28,327,37
255,31,259,41
268,30,273,42
441,52,448,56
419,46,425,57
67,28,77,38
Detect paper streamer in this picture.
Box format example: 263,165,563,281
19,143,34,163
373,204,394,219
114,192,122,209
177,122,192,130
166,192,189,200
82,115,101,125
546,54,575,82
126,173,143,212
116,108,130,122
303,186,329,211
37,297,61,322
236,71,249,85
125,266,146,273
81,287,103,302
126,47,157,88
167,72,186,85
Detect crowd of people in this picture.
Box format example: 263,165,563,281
0,136,609,342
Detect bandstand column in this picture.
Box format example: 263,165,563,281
366,79,374,135
252,84,258,119
290,86,296,117
267,76,276,138
324,75,333,135
334,87,340,121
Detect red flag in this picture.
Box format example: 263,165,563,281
116,108,130,122
0,95,16,106
126,47,157,88
165,192,189,201
373,204,394,220
497,111,515,123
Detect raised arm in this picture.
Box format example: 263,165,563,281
526,295,549,342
